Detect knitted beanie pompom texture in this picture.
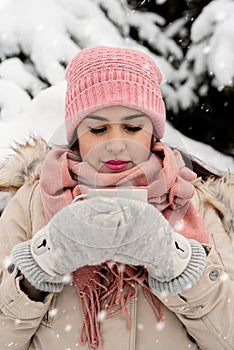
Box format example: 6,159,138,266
65,46,166,143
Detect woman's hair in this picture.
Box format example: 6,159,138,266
69,130,79,151
70,138,79,153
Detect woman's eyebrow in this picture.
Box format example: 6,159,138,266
123,114,146,121
85,114,146,121
85,115,108,121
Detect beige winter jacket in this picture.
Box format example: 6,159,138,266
0,139,234,350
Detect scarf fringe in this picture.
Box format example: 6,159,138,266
73,263,163,350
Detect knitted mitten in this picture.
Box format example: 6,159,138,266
11,197,206,294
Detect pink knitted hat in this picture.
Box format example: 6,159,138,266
65,46,166,143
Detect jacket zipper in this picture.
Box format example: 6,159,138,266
128,292,137,350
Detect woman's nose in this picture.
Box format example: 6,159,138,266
105,138,127,155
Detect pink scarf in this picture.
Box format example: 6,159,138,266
40,142,208,349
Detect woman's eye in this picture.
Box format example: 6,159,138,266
125,126,143,132
89,127,107,134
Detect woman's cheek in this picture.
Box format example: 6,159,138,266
129,142,151,163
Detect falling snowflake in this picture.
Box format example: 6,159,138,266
220,272,229,282
155,321,165,331
202,45,211,55
174,220,185,232
3,255,13,269
14,319,21,325
137,323,144,331
62,274,73,284
65,324,72,332
98,310,107,322
156,0,167,4
49,308,58,317
117,264,126,273
184,282,192,291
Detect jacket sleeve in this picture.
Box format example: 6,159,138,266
152,204,234,350
0,183,53,350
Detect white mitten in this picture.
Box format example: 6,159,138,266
11,197,206,294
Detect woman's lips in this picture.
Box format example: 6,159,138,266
104,160,129,171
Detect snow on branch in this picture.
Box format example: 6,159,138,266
187,0,234,89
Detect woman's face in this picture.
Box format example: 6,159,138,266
76,106,154,173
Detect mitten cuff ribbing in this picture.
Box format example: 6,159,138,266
11,241,64,293
148,240,207,295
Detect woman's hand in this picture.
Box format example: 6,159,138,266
11,197,206,294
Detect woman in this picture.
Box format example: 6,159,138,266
0,46,233,350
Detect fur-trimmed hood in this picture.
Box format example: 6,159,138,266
0,137,233,239
193,176,234,237
0,137,49,213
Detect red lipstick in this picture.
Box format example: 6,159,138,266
104,160,129,171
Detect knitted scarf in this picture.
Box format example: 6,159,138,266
40,141,208,349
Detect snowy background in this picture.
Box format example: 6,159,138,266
0,0,233,175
